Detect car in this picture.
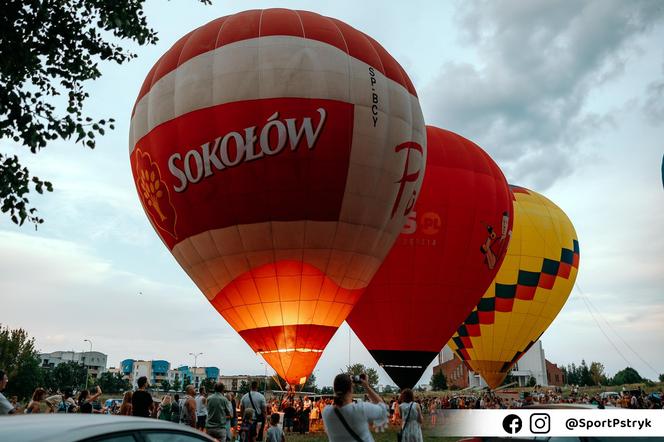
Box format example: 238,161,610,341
0,414,215,442
598,391,620,400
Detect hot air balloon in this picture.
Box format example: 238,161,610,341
346,126,513,389
129,9,426,387
448,186,580,389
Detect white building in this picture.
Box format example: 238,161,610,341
39,351,108,379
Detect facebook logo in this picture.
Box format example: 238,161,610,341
502,414,522,434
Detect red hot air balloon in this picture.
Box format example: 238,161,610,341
129,9,426,386
347,126,512,389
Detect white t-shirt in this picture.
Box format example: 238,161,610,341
322,402,388,442
0,392,14,415
241,391,266,417
195,394,207,416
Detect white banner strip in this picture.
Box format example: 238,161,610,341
427,409,664,438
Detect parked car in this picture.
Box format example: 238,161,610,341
0,414,215,442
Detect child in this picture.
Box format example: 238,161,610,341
266,412,285,442
239,408,256,442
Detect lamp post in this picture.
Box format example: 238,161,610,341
83,339,92,391
259,361,268,393
189,352,203,388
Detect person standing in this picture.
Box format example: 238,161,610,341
0,370,16,415
181,385,198,428
119,391,133,416
195,386,208,430
25,388,48,414
266,413,285,442
170,394,181,423
398,389,423,442
241,381,267,441
132,376,154,418
78,385,102,414
158,395,173,421
322,373,388,442
206,382,232,442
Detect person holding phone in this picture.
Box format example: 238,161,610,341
322,373,388,442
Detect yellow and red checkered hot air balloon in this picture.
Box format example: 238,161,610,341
448,186,580,389
129,9,426,387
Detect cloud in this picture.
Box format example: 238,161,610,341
421,0,664,189
643,61,664,124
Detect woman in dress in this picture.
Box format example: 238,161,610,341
399,389,423,442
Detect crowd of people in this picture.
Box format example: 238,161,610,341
2,367,662,442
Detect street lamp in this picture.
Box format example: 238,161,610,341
189,352,203,388
259,362,268,393
83,339,93,391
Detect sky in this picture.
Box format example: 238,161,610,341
1,0,663,388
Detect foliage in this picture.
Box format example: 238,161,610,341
201,377,215,393
563,360,597,386
610,367,643,386
238,380,250,394
172,375,182,392
182,374,192,388
383,385,397,394
43,360,87,392
0,0,209,226
320,386,333,395
502,373,517,386
659,373,664,383
0,324,42,400
589,361,607,385
430,371,447,391
303,373,318,393
97,372,131,394
346,363,379,394
528,376,537,387
160,379,172,392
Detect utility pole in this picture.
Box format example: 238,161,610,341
83,339,93,391
189,352,203,388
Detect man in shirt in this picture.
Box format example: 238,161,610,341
0,370,16,415
132,376,154,417
240,381,267,441
206,382,232,442
195,386,208,430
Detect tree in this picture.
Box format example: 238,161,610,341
172,375,182,392
0,324,42,400
303,373,317,392
430,371,447,391
611,367,643,386
43,361,87,391
320,386,333,395
182,374,192,388
346,363,379,394
97,372,131,394
238,380,250,394
579,360,593,386
161,379,172,392
201,377,215,393
528,376,537,387
383,385,397,394
0,0,209,227
589,362,607,386
659,373,664,383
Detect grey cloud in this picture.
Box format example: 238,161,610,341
643,62,664,124
422,0,664,189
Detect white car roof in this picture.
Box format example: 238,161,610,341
0,414,214,442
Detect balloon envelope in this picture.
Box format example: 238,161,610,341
347,127,513,389
448,186,580,389
129,9,426,385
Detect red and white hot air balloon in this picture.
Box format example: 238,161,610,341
129,9,426,386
